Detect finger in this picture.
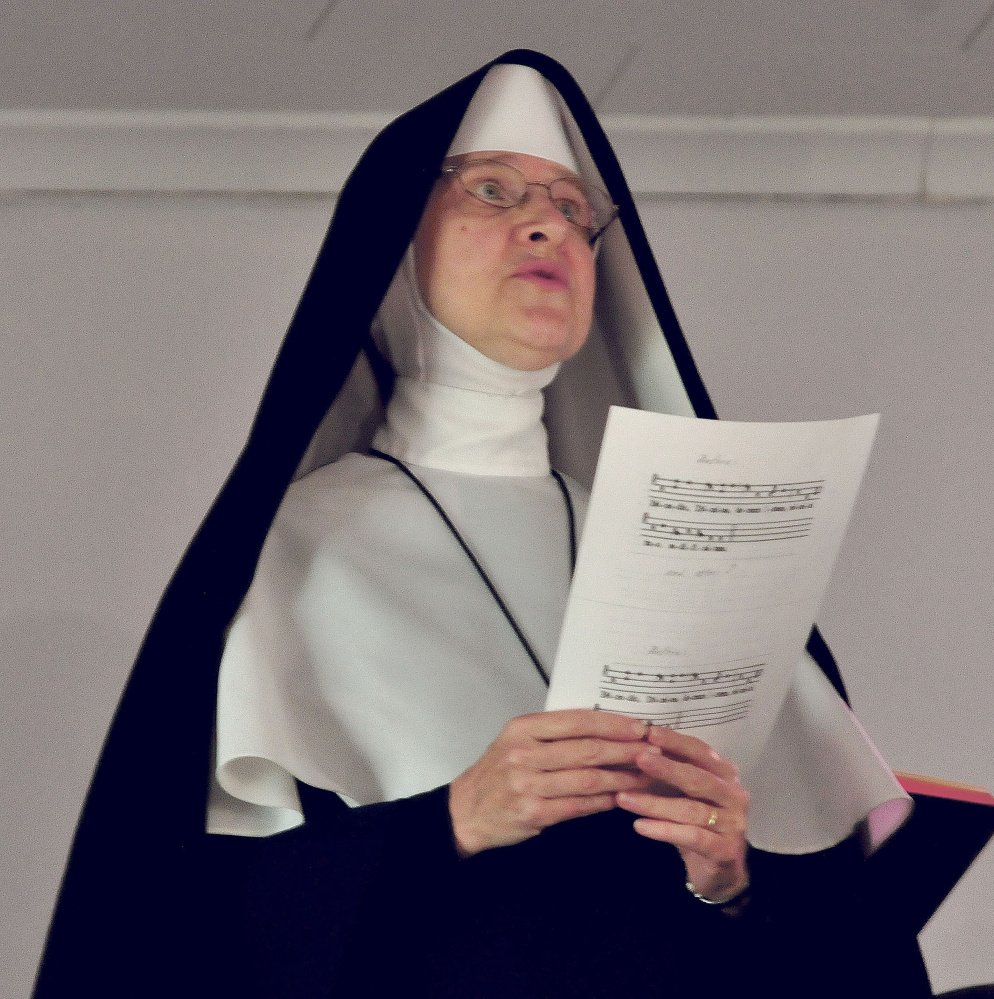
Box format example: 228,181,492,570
633,749,748,813
617,791,746,839
617,790,692,821
524,737,661,773
645,726,738,781
630,818,744,864
528,792,618,829
528,767,654,799
508,709,647,744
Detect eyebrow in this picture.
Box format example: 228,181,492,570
447,154,584,185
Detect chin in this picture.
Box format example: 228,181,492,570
510,313,588,367
497,334,581,370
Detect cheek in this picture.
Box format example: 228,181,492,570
421,238,497,339
573,255,597,328
413,188,474,310
437,231,500,304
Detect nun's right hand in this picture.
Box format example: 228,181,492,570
447,709,656,858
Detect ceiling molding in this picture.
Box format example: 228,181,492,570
2,110,993,199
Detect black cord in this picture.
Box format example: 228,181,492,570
550,467,577,574
368,449,577,687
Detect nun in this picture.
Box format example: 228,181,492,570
34,51,932,999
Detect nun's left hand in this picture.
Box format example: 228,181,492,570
616,726,749,904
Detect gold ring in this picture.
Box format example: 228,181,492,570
707,810,718,831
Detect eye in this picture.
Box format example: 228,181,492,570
549,180,593,228
459,161,524,208
472,178,513,205
554,197,589,225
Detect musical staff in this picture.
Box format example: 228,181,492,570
601,663,764,692
599,702,752,730
595,660,764,729
650,476,824,504
641,513,814,546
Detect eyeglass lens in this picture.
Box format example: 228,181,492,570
454,161,611,237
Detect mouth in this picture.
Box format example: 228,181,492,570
512,259,568,290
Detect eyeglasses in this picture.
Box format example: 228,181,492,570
440,159,619,245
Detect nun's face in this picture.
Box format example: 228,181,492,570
414,151,596,371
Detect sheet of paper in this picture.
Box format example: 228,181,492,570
546,407,879,772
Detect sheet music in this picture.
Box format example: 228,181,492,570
545,407,879,771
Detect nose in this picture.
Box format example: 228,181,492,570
512,184,573,245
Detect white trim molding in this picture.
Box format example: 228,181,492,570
0,110,393,194
2,109,993,199
601,115,994,200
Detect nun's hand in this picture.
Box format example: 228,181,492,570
448,709,654,858
616,727,749,903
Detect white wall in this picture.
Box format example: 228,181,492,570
1,188,991,998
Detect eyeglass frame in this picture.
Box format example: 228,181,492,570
438,159,619,246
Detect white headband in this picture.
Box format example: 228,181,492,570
446,63,580,173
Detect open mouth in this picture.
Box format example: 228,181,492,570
514,261,568,289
